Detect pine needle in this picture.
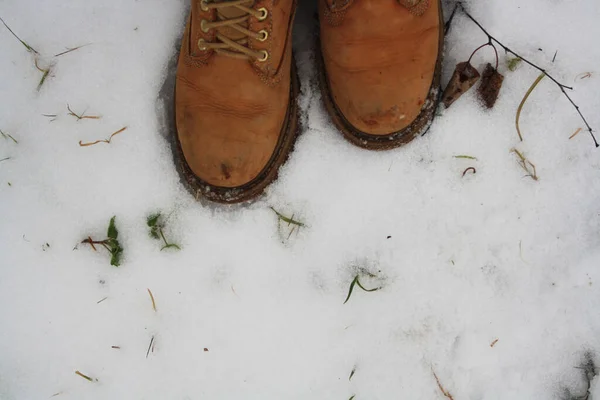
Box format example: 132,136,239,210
432,369,454,400
453,155,477,160
516,73,545,142
54,44,88,57
146,336,154,358
569,128,582,140
79,126,127,147
147,288,157,312
75,370,95,382
0,129,18,144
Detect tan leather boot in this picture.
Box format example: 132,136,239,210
318,0,443,150
174,0,299,203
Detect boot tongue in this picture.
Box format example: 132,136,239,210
212,0,248,42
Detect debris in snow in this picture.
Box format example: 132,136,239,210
147,288,157,312
79,126,127,147
81,216,124,266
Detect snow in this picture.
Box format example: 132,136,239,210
1,0,600,398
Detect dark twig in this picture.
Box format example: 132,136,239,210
452,2,598,147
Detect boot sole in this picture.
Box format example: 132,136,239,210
317,4,444,151
171,63,300,204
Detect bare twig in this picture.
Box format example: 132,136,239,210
451,2,598,147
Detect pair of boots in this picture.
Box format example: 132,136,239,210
174,0,443,203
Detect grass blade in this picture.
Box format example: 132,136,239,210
0,16,38,54
516,73,545,142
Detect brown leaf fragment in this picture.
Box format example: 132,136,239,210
478,63,504,109
442,61,481,108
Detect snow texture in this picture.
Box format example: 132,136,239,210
1,0,600,399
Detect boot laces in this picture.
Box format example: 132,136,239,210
198,0,270,62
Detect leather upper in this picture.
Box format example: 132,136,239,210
175,0,296,188
319,0,441,135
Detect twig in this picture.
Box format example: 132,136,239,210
432,369,455,400
147,288,157,312
111,346,121,349
490,339,499,347
516,73,545,142
452,2,598,147
96,297,108,304
0,157,11,163
79,126,127,147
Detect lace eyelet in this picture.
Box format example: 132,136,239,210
257,7,268,21
199,0,209,12
257,30,268,42
197,38,208,51
200,19,210,33
257,50,269,62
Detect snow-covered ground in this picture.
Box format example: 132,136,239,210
2,0,600,398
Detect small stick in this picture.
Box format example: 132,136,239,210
490,339,499,347
111,346,121,349
147,288,157,312
96,297,108,304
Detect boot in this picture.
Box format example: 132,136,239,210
318,0,443,150
174,0,299,203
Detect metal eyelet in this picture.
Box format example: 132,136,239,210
257,7,268,21
257,30,268,42
197,38,208,51
200,19,210,33
257,50,269,62
200,0,209,12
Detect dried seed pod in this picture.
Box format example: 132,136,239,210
478,63,504,109
442,61,481,108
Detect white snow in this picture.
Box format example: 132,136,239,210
1,0,600,399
